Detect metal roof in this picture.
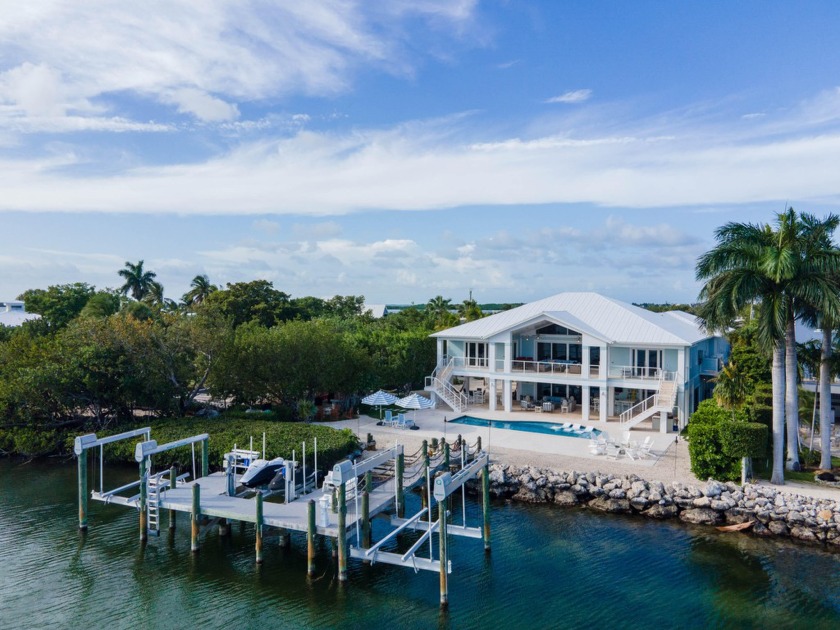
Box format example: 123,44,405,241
431,292,710,346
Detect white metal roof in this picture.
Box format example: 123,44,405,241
0,311,41,327
431,292,710,346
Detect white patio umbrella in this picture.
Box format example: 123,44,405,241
361,389,398,421
395,393,434,423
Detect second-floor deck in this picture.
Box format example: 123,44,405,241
443,356,668,381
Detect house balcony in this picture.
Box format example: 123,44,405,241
443,356,600,378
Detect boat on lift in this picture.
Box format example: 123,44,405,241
240,456,287,488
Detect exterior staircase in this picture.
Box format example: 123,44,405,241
424,358,468,413
619,372,679,430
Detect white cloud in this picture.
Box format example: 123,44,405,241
0,1,477,130
544,89,592,104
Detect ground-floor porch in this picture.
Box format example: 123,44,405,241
448,376,678,433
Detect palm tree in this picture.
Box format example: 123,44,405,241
118,260,157,301
697,209,840,483
771,209,840,470
696,221,787,484
457,298,483,322
182,274,218,307
714,362,748,420
143,280,177,311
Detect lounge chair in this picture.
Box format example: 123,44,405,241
561,422,573,430
588,438,606,455
384,410,393,425
398,413,415,429
638,436,654,458
606,443,621,460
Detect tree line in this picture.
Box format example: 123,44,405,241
0,264,488,433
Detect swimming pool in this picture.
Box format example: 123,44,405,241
448,416,601,439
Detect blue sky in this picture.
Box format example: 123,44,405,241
3,1,840,305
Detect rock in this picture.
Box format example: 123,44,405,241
693,496,711,508
608,489,627,499
679,508,723,525
643,503,679,519
790,526,818,542
553,490,579,507
767,521,789,536
752,521,771,537
674,497,695,509
704,480,724,497
710,499,732,512
489,468,506,485
630,497,649,511
786,511,805,525
588,495,631,514
817,509,833,522
724,507,755,524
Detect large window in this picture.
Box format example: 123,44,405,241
466,342,488,367
537,341,581,362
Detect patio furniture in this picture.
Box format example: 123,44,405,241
542,401,554,412
638,436,654,458
588,440,606,456
384,410,394,425
606,443,621,460
560,400,570,413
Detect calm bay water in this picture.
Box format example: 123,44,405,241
2,459,839,629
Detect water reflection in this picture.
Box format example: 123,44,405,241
1,459,839,629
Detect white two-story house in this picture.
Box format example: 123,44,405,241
425,292,728,433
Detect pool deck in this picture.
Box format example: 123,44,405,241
327,406,676,471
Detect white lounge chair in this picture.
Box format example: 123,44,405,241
606,443,621,460
638,436,654,458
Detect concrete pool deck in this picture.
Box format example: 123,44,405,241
321,407,691,481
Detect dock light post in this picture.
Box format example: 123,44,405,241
77,450,88,531
255,492,264,564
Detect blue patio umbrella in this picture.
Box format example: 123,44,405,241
396,393,434,423
362,389,398,420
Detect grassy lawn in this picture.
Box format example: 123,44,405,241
784,454,840,483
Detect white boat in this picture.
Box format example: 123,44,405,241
240,456,286,488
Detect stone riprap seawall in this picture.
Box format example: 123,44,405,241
473,463,840,546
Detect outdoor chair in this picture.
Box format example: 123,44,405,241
588,438,606,456
606,443,621,460
384,410,393,425
638,436,654,458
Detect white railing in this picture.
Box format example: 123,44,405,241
609,365,663,380
618,371,680,427
424,357,468,412
511,359,584,375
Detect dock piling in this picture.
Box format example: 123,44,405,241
482,464,491,552
396,452,405,518
191,483,200,553
168,466,177,531
338,482,348,582
255,492,263,564
444,442,450,469
201,439,209,478
77,450,88,531
439,498,448,609
307,499,316,576
139,457,148,542
362,470,372,552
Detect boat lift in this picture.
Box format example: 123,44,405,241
74,427,491,608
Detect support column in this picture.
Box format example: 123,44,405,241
362,470,372,551
77,450,88,531
255,492,263,564
660,410,669,434
581,385,590,422
191,483,200,553
488,378,497,411
396,452,405,519
307,499,316,576
503,342,512,373
488,342,497,375
169,466,177,531
482,465,491,553
599,388,608,424
337,483,348,582
503,380,512,413
444,442,450,469
582,344,590,379
139,457,148,542
421,440,429,511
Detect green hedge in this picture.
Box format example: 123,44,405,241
72,417,359,472
719,422,768,459
686,400,742,481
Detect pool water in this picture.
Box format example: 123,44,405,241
448,415,601,439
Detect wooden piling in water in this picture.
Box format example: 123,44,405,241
482,465,491,553
362,470,372,552
307,499,316,576
337,483,348,582
439,497,448,609
201,439,209,478
255,492,263,564
139,457,148,542
444,442,450,469
168,466,177,531
77,450,88,531
219,518,229,537
396,452,405,518
191,483,200,553
278,528,290,548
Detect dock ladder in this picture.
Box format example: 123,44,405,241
146,472,165,536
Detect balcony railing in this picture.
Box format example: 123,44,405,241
608,365,663,380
